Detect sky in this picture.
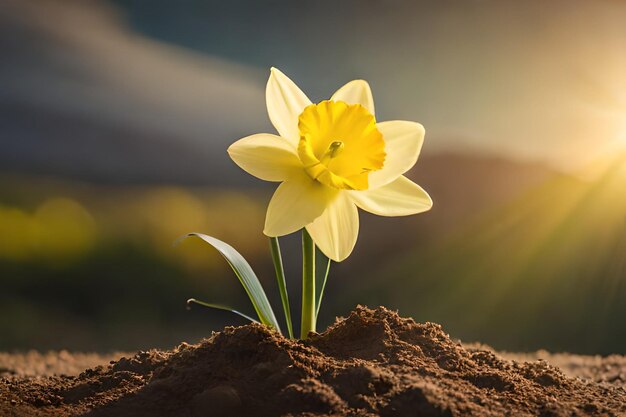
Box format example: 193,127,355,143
2,0,626,181
99,0,626,169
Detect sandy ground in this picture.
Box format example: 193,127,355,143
498,349,626,388
0,351,127,378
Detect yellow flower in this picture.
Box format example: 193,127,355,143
228,68,432,262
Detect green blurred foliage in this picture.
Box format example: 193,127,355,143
0,177,275,351
0,158,625,354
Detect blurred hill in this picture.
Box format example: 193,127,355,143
351,154,626,355
0,101,235,185
0,0,269,185
0,152,567,352
350,152,556,271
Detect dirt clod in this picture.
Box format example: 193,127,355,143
1,306,625,416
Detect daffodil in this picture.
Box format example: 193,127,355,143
184,68,433,340
228,67,432,262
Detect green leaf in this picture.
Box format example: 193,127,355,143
269,237,294,338
186,298,259,323
315,246,331,319
180,233,281,332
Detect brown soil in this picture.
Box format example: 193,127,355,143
0,351,127,379
1,306,624,417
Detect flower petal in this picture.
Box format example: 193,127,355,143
266,67,312,147
228,133,303,182
264,174,337,237
349,175,432,216
330,80,375,115
306,192,359,262
368,121,425,189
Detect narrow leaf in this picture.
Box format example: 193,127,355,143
269,237,294,338
315,247,331,318
186,298,259,323
179,233,281,332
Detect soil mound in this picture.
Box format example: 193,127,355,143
1,306,624,416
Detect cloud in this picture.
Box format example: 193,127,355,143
2,0,626,182
0,0,271,182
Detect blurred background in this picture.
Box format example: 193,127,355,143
1,0,625,355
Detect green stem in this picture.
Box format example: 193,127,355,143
300,229,316,339
269,237,294,339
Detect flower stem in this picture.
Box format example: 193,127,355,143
269,237,293,339
300,229,316,339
